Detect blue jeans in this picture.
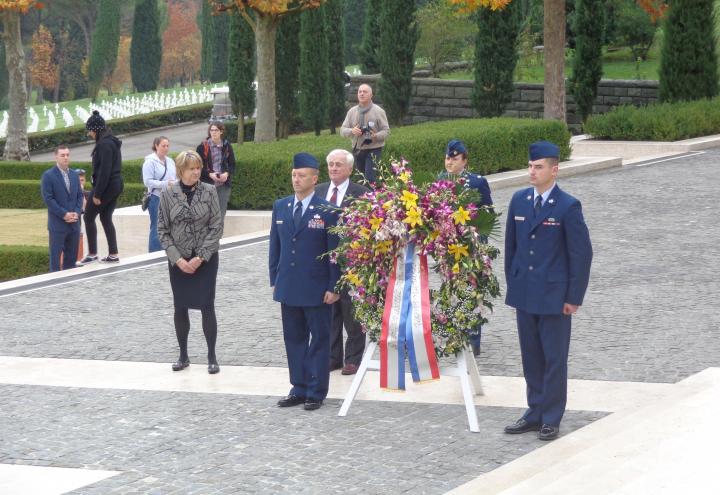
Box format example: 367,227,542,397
148,194,162,252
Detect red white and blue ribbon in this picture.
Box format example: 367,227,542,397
380,242,440,390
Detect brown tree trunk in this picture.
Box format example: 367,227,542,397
543,0,566,122
254,15,278,143
1,11,30,161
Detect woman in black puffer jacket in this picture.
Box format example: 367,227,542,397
81,110,124,263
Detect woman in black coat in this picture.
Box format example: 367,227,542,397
81,110,124,263
196,121,236,219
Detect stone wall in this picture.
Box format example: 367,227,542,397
348,75,659,130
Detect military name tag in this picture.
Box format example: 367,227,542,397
276,220,283,224
514,216,525,221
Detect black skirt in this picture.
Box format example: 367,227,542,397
168,252,219,310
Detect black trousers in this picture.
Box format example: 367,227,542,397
84,195,119,254
352,147,383,183
329,291,366,366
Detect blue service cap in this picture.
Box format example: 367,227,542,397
445,139,467,157
292,152,319,169
529,141,560,161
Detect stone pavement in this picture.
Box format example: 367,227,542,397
1,150,719,493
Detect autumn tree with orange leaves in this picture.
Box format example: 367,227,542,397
450,0,667,122
160,0,201,87
212,0,326,143
29,24,58,103
0,0,44,160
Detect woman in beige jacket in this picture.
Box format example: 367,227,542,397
158,150,224,374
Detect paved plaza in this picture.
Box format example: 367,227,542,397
1,150,719,493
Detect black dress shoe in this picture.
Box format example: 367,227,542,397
208,362,220,374
171,359,190,371
277,394,306,407
303,399,323,411
538,424,559,441
504,418,540,434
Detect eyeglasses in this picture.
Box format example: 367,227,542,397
209,128,221,132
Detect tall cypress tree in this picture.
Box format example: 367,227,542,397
200,1,229,83
0,44,8,110
87,0,121,101
276,14,301,139
325,0,346,134
378,0,418,125
358,0,381,74
659,0,718,103
130,0,162,92
299,6,329,136
228,12,255,144
59,21,89,101
472,4,520,117
343,0,365,65
569,0,604,123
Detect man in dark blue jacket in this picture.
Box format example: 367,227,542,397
40,145,84,271
269,152,341,411
503,141,593,441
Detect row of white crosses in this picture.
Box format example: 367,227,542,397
0,86,217,139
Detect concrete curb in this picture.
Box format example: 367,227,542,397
571,134,720,160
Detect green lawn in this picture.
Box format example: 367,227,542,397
441,46,661,82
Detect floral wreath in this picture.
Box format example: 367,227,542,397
330,159,501,357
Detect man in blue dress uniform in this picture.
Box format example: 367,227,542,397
439,139,494,356
269,152,341,411
503,141,593,440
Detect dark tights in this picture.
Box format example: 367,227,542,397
174,306,217,363
84,196,119,254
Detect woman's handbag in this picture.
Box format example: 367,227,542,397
142,162,168,211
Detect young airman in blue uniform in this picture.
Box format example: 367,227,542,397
503,141,593,440
269,152,341,411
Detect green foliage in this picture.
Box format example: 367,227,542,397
130,0,162,92
472,4,520,117
0,245,49,282
199,0,229,83
358,0,382,74
585,98,720,141
324,0,347,133
0,179,144,210
378,0,418,125
59,22,88,101
276,14,301,140
570,0,605,123
0,103,212,156
342,0,365,65
228,11,256,143
610,0,656,61
416,1,475,77
299,7,329,136
659,0,718,103
227,118,571,209
87,0,121,101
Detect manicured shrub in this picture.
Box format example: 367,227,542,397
0,245,49,282
0,180,145,209
584,98,720,140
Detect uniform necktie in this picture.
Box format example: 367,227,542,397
293,201,303,230
329,186,339,206
534,195,542,216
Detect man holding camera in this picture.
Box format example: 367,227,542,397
341,84,390,184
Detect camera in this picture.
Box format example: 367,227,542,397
360,121,375,145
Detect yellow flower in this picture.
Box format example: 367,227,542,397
369,216,383,231
400,190,418,209
452,206,471,225
346,271,361,286
452,262,460,274
359,227,371,239
429,230,440,241
382,200,394,211
374,240,393,255
403,207,423,228
448,243,469,261
350,240,361,250
398,171,411,183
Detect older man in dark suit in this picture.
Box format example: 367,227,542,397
270,152,341,411
503,141,593,441
316,149,370,375
40,145,84,272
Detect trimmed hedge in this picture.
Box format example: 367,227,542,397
585,97,720,141
229,118,571,209
0,179,145,209
0,103,213,155
0,245,48,282
0,159,144,184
